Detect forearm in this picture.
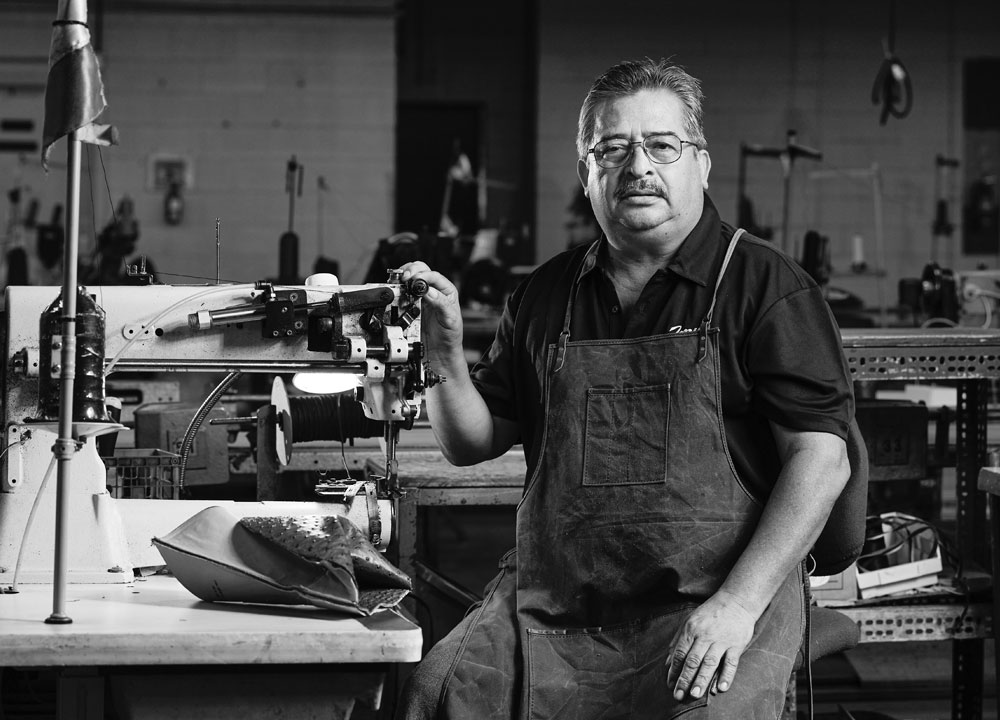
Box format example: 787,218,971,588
424,348,509,465
718,433,850,619
398,261,519,465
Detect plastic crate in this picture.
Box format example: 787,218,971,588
104,449,182,500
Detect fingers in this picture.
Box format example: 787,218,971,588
716,653,740,693
666,643,681,689
689,646,723,699
665,626,686,688
664,594,755,702
399,264,458,305
668,641,741,701
671,639,716,701
398,261,430,277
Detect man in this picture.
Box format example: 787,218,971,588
565,185,602,249
398,58,853,719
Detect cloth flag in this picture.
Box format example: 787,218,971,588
41,0,118,170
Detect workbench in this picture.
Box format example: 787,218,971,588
0,575,422,720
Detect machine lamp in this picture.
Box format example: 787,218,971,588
290,372,362,396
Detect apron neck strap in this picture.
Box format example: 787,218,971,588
555,241,599,372
703,227,746,327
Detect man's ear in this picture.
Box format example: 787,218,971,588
576,158,590,193
698,149,712,190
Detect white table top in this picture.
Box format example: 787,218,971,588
0,575,422,667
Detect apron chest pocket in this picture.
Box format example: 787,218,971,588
583,383,670,486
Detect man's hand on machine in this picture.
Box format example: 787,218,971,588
399,262,464,356
665,589,757,701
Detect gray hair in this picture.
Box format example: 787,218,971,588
576,58,707,159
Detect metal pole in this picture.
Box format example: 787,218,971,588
780,152,792,256
871,163,888,328
46,130,82,625
215,218,221,284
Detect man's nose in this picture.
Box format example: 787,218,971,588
625,143,655,175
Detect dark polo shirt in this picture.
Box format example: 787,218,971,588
470,194,854,501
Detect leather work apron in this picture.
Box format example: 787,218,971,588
436,229,805,720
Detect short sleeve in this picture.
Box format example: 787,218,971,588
746,286,853,439
469,292,521,423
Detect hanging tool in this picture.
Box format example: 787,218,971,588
279,155,303,284
871,0,913,126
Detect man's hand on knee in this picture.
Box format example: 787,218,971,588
666,590,756,700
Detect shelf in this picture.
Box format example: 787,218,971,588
842,327,1000,381
839,603,992,643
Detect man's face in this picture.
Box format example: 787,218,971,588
578,89,711,247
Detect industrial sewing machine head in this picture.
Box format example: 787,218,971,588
0,272,434,584
185,269,437,497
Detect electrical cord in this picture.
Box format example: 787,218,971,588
10,456,58,592
960,285,1000,328
0,439,21,464
178,371,242,489
969,288,1000,300
856,512,954,577
801,561,815,720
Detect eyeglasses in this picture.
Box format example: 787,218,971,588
588,133,701,169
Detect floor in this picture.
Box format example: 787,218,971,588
385,505,999,720
807,642,996,719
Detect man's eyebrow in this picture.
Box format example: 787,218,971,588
593,132,629,142
594,130,678,142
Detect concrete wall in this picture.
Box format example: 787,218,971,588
5,1,1000,309
536,0,1000,308
1,4,395,286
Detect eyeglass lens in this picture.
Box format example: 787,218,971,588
594,134,683,167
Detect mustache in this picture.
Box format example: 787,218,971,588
615,179,665,200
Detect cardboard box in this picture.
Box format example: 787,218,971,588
856,529,943,599
810,563,859,606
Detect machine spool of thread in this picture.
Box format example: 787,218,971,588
36,286,111,422
286,393,384,444
270,376,385,468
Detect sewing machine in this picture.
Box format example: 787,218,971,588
0,273,432,585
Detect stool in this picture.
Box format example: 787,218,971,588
783,606,860,719
781,417,868,718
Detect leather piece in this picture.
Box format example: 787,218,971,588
239,514,412,590
152,505,408,616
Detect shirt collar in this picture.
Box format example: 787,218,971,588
667,194,722,287
579,193,723,287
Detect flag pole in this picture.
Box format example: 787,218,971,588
40,0,117,622
46,128,82,625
